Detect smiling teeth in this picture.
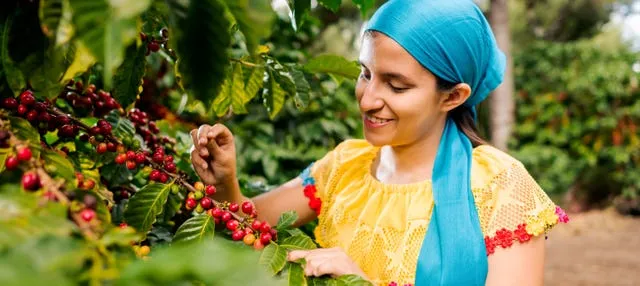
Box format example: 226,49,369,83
366,115,392,124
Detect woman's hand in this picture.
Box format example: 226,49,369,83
287,247,369,280
189,124,238,193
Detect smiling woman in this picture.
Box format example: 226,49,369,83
190,0,568,285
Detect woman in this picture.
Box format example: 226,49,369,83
190,0,568,285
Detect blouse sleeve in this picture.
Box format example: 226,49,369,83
479,156,569,255
297,147,337,216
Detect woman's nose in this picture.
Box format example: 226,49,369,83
358,81,384,112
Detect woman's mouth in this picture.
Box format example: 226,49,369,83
364,114,394,128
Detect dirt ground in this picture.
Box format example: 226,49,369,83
544,208,640,285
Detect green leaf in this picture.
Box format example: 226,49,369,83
170,0,231,105
124,182,174,234
243,62,265,98
212,62,253,116
275,210,298,231
100,162,133,186
39,0,63,38
336,274,373,286
68,0,151,88
288,0,311,31
41,149,75,181
263,64,287,119
105,110,135,139
288,263,307,286
101,226,142,246
303,54,360,81
351,0,375,17
0,148,9,173
259,243,288,275
286,64,311,110
113,44,147,108
317,0,342,12
172,214,216,244
9,116,42,159
1,15,26,95
279,234,317,250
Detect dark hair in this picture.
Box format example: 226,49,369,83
435,77,487,147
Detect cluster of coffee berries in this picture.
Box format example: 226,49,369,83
184,182,217,213
115,149,147,171
5,146,41,192
61,81,120,117
140,28,171,56
75,172,96,190
84,119,117,154
128,108,170,150
77,194,98,223
151,146,176,171
21,171,41,191
133,245,151,258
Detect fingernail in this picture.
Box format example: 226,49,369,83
199,138,207,145
202,163,207,169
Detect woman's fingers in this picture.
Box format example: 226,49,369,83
191,148,208,171
190,128,209,158
287,250,309,262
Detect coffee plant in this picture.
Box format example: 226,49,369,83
0,0,374,284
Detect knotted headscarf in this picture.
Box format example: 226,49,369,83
366,0,506,285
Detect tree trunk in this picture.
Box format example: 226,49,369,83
489,0,515,151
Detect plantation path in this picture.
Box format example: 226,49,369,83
544,208,640,285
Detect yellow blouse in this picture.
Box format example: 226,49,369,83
300,139,567,286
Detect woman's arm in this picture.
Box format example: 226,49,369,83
190,124,316,226
485,236,545,286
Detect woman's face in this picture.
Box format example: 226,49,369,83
356,32,448,147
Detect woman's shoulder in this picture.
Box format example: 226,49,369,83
330,139,378,164
471,144,526,188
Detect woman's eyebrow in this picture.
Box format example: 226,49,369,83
358,60,414,85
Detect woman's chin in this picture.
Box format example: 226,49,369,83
363,132,391,147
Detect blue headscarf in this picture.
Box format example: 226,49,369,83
366,0,506,285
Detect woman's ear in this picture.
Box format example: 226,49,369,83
439,83,471,112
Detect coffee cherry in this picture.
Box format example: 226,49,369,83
120,190,130,199
226,219,239,231
243,233,256,245
115,153,127,164
5,156,19,170
195,204,205,213
126,151,136,160
171,185,180,195
241,201,254,215
164,155,173,163
194,190,204,200
211,207,224,218
19,90,35,106
228,202,239,213
119,222,128,229
159,173,168,183
82,179,96,190
165,162,176,172
16,147,32,161
135,153,145,164
205,185,216,196
232,229,245,241
148,41,160,52
17,104,28,115
38,112,51,122
22,172,41,191
80,209,96,222
269,228,278,241
138,245,151,256
221,212,232,222
185,197,197,209
107,142,117,152
259,232,272,245
96,143,108,154
26,110,38,122
126,160,137,170
34,102,46,112
194,182,205,192
149,169,161,181
251,220,262,231
2,98,18,109
59,124,75,138
260,222,271,233
253,239,265,250
200,197,213,209
100,124,112,135
152,152,164,163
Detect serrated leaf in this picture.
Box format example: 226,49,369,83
259,243,288,275
1,16,26,95
288,0,311,31
173,214,216,244
9,116,42,158
275,210,298,231
170,0,231,105
286,64,310,110
263,65,287,119
68,0,150,88
288,263,307,286
39,0,63,38
317,0,341,12
101,226,142,246
303,54,360,81
124,182,174,234
41,149,75,181
105,110,135,138
113,44,146,108
61,43,95,83
243,62,265,97
212,62,252,116
279,235,316,250
160,191,183,223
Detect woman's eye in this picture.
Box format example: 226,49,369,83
389,83,408,93
359,72,371,80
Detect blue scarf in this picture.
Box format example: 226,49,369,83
366,1,506,285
